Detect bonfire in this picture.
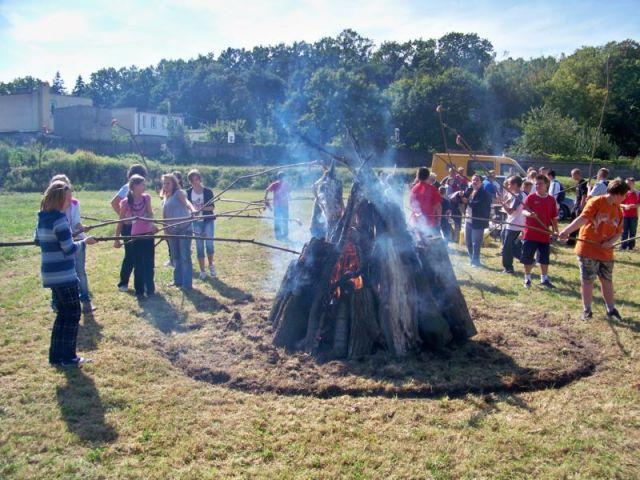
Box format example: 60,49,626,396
269,152,476,361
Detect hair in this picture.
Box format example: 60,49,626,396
539,166,548,172
172,171,184,188
187,169,202,184
128,164,147,179
471,174,482,183
126,174,146,206
41,180,71,212
607,178,631,196
50,174,71,186
548,170,556,178
508,175,523,187
571,168,582,176
523,180,533,190
597,168,609,179
438,186,447,195
527,167,537,173
535,173,550,185
416,167,430,181
625,177,635,183
162,173,180,197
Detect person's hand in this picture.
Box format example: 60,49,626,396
558,229,570,240
114,239,122,249
85,236,97,245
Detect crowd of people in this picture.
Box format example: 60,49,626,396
34,160,638,366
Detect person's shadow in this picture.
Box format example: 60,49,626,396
77,312,102,351
138,294,187,334
206,277,254,303
56,368,117,444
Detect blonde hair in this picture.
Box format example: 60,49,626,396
50,174,71,187
41,181,71,212
162,173,180,197
187,169,201,183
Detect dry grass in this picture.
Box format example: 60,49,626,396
0,190,639,479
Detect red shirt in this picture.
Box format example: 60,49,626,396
409,181,441,228
522,193,557,243
621,190,639,218
266,180,290,208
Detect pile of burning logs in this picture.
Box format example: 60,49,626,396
269,159,476,361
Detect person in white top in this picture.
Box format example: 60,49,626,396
588,167,609,198
547,170,562,203
500,175,526,274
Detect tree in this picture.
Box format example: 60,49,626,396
72,75,88,96
436,33,495,76
51,71,66,94
0,76,42,94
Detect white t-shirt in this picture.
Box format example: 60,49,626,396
191,190,204,211
589,180,607,197
549,180,562,200
505,192,525,232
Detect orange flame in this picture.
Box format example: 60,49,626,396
331,241,364,295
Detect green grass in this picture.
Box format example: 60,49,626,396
0,190,639,479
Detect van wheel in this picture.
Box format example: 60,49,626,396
558,203,571,222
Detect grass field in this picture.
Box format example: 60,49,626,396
0,189,639,479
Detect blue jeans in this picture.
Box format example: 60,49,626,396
465,223,484,265
273,204,289,240
168,237,193,289
193,220,214,259
75,243,91,301
621,217,637,250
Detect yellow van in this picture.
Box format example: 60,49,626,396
430,153,526,181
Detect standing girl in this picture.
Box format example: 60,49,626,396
162,173,195,290
186,169,216,279
36,181,96,366
114,175,156,299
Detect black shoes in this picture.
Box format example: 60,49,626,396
539,279,555,289
52,356,93,367
607,308,622,321
580,309,593,321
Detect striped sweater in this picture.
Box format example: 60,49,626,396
35,210,85,288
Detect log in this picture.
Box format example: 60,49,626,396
348,287,381,358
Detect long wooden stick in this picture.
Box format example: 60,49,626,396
1,234,300,254
586,55,611,188
611,234,640,248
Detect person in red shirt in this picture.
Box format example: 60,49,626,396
264,172,291,241
409,167,442,238
521,174,559,289
559,179,630,320
620,177,639,250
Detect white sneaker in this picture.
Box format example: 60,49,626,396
163,260,172,267
199,271,207,280
118,285,128,292
209,265,217,277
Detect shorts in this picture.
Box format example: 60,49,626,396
578,256,614,283
520,240,551,265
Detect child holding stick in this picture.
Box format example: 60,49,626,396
114,175,157,299
559,178,630,320
36,181,96,366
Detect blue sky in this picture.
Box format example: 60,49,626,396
0,0,638,85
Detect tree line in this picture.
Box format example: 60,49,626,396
2,30,639,158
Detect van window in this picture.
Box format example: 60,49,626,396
467,160,494,176
500,163,518,177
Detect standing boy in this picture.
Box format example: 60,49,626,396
521,174,559,289
559,179,630,320
500,176,525,274
265,172,291,241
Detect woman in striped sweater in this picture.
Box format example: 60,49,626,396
36,181,96,366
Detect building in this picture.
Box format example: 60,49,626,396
0,83,92,133
53,105,183,141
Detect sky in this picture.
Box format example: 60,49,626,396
0,0,638,86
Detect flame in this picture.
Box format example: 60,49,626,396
351,275,364,290
331,241,364,295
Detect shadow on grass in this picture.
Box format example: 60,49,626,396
56,368,117,444
77,312,102,352
138,294,187,334
205,277,254,303
458,279,513,296
182,287,230,314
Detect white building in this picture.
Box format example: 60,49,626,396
0,83,92,133
112,108,183,137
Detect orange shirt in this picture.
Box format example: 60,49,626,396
575,196,623,261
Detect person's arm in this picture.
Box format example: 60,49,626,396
111,194,122,215
176,190,195,213
54,217,83,255
113,203,128,248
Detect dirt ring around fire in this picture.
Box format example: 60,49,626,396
155,298,600,399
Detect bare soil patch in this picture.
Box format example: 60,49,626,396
150,295,600,398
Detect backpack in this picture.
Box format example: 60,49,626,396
554,180,566,203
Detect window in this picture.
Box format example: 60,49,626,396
467,160,494,177
151,116,157,129
142,115,146,128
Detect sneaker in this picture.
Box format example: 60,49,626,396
199,271,207,280
606,308,622,321
524,279,531,289
580,309,593,321
209,265,217,277
502,268,515,274
118,285,128,292
164,260,172,267
82,301,96,313
59,356,93,367
539,279,555,289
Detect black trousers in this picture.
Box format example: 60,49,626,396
621,217,637,250
501,229,521,271
131,237,155,296
49,283,81,364
118,223,135,287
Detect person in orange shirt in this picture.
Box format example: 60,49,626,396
559,178,630,321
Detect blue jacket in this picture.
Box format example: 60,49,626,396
35,210,84,288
